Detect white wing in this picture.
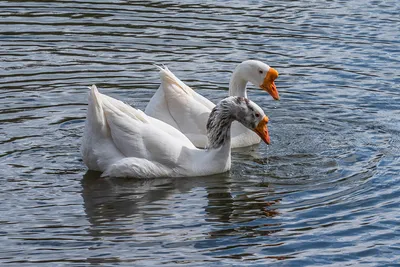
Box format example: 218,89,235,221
145,66,216,147
81,85,234,178
81,85,197,178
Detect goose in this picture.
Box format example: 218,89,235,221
145,60,278,148
81,69,271,179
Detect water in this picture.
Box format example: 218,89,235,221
1,0,399,266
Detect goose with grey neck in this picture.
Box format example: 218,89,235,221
81,70,271,179
145,60,278,148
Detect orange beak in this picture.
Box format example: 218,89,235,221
260,68,279,100
254,116,270,144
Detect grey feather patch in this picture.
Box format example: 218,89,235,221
206,96,264,149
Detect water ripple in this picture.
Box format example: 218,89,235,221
0,0,399,266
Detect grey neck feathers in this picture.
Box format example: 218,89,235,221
206,99,238,149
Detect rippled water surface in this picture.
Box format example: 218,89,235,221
1,0,400,266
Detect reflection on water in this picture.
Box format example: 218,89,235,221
81,170,283,263
1,0,400,265
82,170,280,232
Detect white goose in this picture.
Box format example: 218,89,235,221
145,60,278,148
81,69,270,179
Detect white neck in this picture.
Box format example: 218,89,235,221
229,66,249,98
195,140,232,176
189,99,238,175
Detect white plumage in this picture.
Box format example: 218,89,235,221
81,67,271,178
145,60,278,148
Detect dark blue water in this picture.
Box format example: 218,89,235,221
1,0,399,266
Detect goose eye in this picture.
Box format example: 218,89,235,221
255,113,260,118
258,70,263,74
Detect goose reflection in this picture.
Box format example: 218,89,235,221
81,170,192,225
81,169,281,240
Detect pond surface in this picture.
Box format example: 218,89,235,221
1,0,400,266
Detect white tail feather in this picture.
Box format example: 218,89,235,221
157,65,194,96
93,86,148,123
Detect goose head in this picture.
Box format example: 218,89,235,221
232,96,271,144
207,96,270,149
232,60,279,100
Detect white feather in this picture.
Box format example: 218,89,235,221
81,86,234,178
145,60,275,148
